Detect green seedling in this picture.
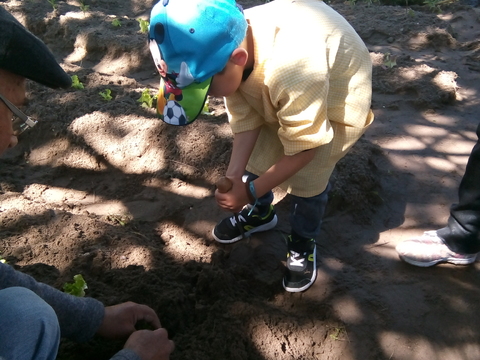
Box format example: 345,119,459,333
47,0,58,10
107,214,130,226
99,89,113,101
112,18,121,27
423,0,442,12
137,18,149,33
0,256,6,264
79,0,90,15
329,326,349,341
63,274,87,297
382,52,397,69
202,97,214,116
137,89,155,108
71,75,84,90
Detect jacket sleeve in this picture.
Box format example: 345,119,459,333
0,262,104,342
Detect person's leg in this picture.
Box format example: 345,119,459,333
284,183,331,292
212,171,277,243
0,287,60,360
396,121,480,266
438,121,480,254
289,182,332,240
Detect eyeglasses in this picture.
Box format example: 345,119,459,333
0,93,38,136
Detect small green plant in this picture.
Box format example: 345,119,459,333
71,75,84,90
330,327,342,340
347,0,356,6
0,256,6,264
112,18,121,27
99,89,113,101
137,18,149,33
63,274,88,297
107,214,129,226
423,0,442,12
382,52,397,69
79,0,90,15
202,97,214,116
47,0,58,10
137,89,155,108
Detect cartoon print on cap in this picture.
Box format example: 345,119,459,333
149,38,168,77
176,62,195,88
150,30,199,125
163,100,188,125
148,2,224,126
150,36,187,124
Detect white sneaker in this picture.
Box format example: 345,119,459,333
396,230,477,267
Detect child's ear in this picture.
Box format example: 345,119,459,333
230,48,248,67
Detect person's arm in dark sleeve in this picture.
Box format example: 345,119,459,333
0,262,104,342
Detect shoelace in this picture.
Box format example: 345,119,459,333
229,214,246,226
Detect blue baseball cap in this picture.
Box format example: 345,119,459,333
149,0,247,125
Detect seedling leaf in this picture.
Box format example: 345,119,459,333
47,0,58,10
137,89,155,108
382,52,397,69
202,97,214,116
99,89,113,101
71,75,84,90
137,19,149,33
79,0,89,15
63,274,88,297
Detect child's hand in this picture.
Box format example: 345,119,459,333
215,176,250,212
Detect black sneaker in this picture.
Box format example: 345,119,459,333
283,236,317,292
212,204,278,244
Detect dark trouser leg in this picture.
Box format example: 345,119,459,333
289,182,332,240
438,122,480,254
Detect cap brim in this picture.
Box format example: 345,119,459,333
156,77,211,126
0,7,72,89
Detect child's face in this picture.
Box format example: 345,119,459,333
208,60,243,98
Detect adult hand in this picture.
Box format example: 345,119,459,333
96,302,161,339
124,328,174,360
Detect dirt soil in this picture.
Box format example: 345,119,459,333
1,0,480,359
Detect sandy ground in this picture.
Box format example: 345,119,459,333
1,0,480,359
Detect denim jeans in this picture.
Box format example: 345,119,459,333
244,172,331,239
0,287,60,360
438,121,480,254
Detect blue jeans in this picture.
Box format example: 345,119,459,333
0,287,60,360
244,172,331,239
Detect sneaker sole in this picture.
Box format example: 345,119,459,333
212,214,278,244
398,254,477,267
283,247,317,293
